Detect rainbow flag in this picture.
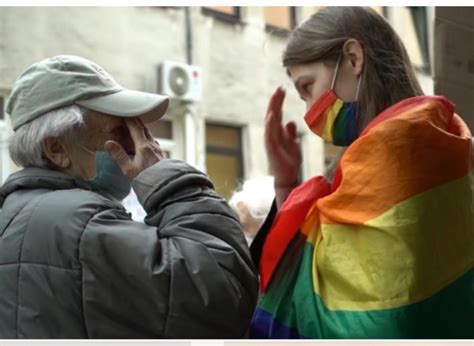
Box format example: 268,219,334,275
250,96,474,338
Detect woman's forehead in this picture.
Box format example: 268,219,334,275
288,61,331,82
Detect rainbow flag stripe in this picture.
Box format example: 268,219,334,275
304,90,358,145
250,96,474,338
332,102,357,146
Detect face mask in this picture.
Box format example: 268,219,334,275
81,146,132,201
304,55,361,146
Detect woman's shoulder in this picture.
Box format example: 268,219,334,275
363,95,457,136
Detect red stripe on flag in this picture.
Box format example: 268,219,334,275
260,176,331,291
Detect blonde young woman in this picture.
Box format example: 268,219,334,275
250,7,473,338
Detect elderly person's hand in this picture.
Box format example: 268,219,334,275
105,118,166,180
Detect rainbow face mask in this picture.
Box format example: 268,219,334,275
304,56,361,146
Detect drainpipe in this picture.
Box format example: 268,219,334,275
185,7,193,65
184,7,199,169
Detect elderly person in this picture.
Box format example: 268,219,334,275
0,55,258,338
229,176,275,244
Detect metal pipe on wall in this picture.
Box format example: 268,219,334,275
185,7,193,65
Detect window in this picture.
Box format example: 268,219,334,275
146,119,175,159
202,6,241,23
206,124,243,200
388,7,430,74
409,7,430,73
264,7,297,33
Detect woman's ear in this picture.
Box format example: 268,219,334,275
342,39,364,76
41,137,71,169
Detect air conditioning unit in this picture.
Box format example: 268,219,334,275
158,61,203,102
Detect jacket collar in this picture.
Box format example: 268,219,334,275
0,167,93,204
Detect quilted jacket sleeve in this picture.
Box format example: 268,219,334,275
79,159,259,338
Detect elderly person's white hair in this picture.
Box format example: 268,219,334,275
229,175,275,243
8,105,86,168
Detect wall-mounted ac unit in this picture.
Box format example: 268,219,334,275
158,61,202,102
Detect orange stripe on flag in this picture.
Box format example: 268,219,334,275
319,96,472,225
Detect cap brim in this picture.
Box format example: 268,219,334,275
76,89,169,123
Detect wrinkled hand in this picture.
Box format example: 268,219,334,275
105,118,165,180
265,86,302,189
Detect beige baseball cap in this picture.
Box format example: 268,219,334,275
6,55,169,131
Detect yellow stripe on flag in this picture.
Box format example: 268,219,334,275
309,172,474,311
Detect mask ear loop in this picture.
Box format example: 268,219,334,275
330,54,343,90
355,74,362,101
351,74,363,139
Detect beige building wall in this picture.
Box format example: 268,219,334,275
0,6,325,189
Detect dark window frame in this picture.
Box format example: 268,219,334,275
201,6,241,24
